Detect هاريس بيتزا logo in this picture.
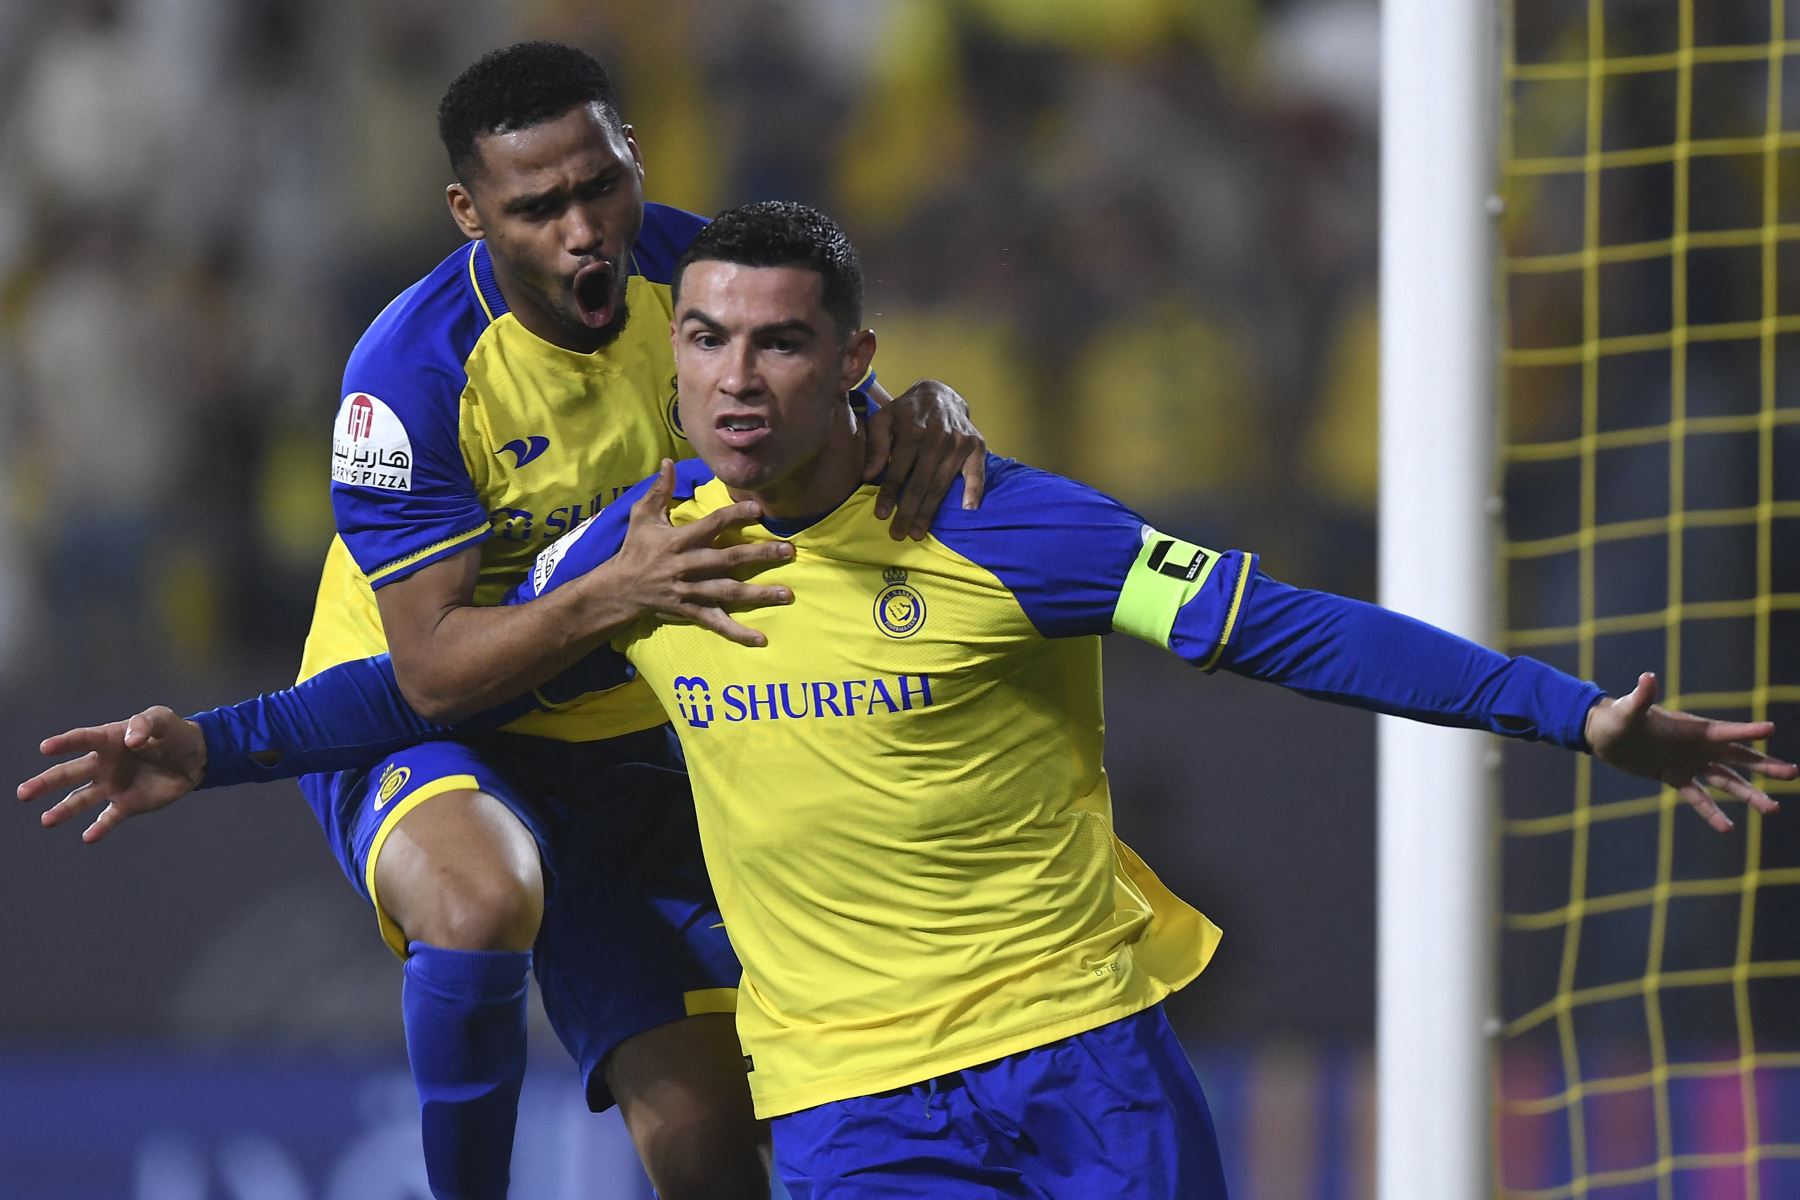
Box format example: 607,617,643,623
373,764,412,810
873,566,926,639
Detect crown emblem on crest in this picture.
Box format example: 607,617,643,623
874,567,925,638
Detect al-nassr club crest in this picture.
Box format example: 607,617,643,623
873,566,926,639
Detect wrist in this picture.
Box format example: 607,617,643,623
181,719,209,786
569,559,645,638
1581,694,1611,755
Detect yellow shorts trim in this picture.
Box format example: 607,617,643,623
363,773,483,958
683,987,738,1016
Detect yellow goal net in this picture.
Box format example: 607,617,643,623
1496,2,1800,1196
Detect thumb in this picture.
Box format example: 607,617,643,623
1617,672,1659,720
633,459,677,523
123,708,167,749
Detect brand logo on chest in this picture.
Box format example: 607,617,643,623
873,567,927,639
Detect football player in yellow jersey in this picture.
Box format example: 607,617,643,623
26,202,1795,1196
21,44,986,1200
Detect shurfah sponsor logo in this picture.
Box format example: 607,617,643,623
669,673,935,730
332,393,414,491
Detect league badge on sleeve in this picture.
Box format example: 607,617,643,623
531,516,594,596
332,393,415,491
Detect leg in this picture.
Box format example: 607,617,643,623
516,734,764,1198
606,1013,769,1200
373,782,546,1200
376,786,544,953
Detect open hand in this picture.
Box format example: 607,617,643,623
1585,672,1797,832
599,459,795,646
17,706,207,843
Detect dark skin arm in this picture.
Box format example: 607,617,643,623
380,463,791,723
387,383,986,720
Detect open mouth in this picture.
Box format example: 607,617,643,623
715,413,769,449
573,260,619,329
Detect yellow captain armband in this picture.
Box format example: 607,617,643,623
1111,527,1223,648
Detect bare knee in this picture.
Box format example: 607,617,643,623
374,789,544,952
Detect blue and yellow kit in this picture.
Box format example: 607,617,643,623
282,205,747,1106
510,455,1603,1116
196,455,1601,1118
298,202,712,742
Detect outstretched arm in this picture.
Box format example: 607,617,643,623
1585,672,1791,831
1216,576,1795,830
18,707,206,843
17,479,661,840
16,654,487,842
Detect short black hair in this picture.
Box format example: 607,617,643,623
674,201,864,336
437,41,620,182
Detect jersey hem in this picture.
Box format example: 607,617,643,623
749,985,1198,1119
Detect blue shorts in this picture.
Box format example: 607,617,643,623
298,725,739,1110
772,1004,1228,1199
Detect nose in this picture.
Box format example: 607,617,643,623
563,204,603,257
718,342,762,398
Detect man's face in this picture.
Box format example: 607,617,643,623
673,261,875,514
448,103,645,353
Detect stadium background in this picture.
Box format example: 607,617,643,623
0,0,1630,1196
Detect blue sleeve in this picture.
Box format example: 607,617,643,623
1216,573,1604,750
509,458,715,603
188,657,526,788
331,253,492,588
189,456,673,787
631,203,710,283
928,456,1251,649
188,454,682,788
930,457,1601,750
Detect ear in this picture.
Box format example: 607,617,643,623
447,183,485,241
840,328,877,394
620,123,647,185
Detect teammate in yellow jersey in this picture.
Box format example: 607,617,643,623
21,43,987,1200
24,203,1795,1196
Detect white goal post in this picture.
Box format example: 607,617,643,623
1377,1,1498,1197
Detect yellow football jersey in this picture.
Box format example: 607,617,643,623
523,455,1245,1115
296,205,711,741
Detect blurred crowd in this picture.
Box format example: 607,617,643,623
0,0,1381,682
